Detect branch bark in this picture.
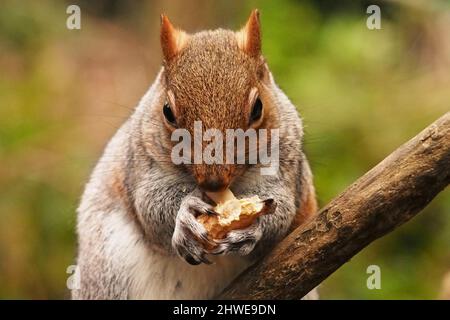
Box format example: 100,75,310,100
220,112,450,299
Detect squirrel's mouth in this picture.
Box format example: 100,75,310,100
197,176,230,192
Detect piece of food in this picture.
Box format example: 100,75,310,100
197,189,269,242
204,189,236,205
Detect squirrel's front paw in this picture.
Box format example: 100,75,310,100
172,195,217,265
211,220,263,256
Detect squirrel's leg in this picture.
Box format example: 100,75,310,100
293,159,321,300
290,159,318,231
73,208,134,299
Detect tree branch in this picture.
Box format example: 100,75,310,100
220,112,450,299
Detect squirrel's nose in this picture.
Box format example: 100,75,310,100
198,177,228,192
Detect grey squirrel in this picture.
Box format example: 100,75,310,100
73,10,318,299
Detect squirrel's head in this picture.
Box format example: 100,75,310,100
158,10,279,192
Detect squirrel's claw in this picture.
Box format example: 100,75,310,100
260,198,276,215
205,208,218,216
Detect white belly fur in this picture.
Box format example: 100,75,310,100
104,211,251,299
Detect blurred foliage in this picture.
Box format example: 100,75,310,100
0,0,448,299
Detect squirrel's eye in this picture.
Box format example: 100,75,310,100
250,98,263,124
163,102,177,126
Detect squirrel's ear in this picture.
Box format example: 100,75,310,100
160,14,188,62
236,9,261,57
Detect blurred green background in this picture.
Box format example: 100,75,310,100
0,0,449,299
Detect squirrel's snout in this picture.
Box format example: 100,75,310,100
198,176,229,192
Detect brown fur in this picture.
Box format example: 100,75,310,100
162,24,269,188
160,15,188,62
236,9,261,57
290,161,318,231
